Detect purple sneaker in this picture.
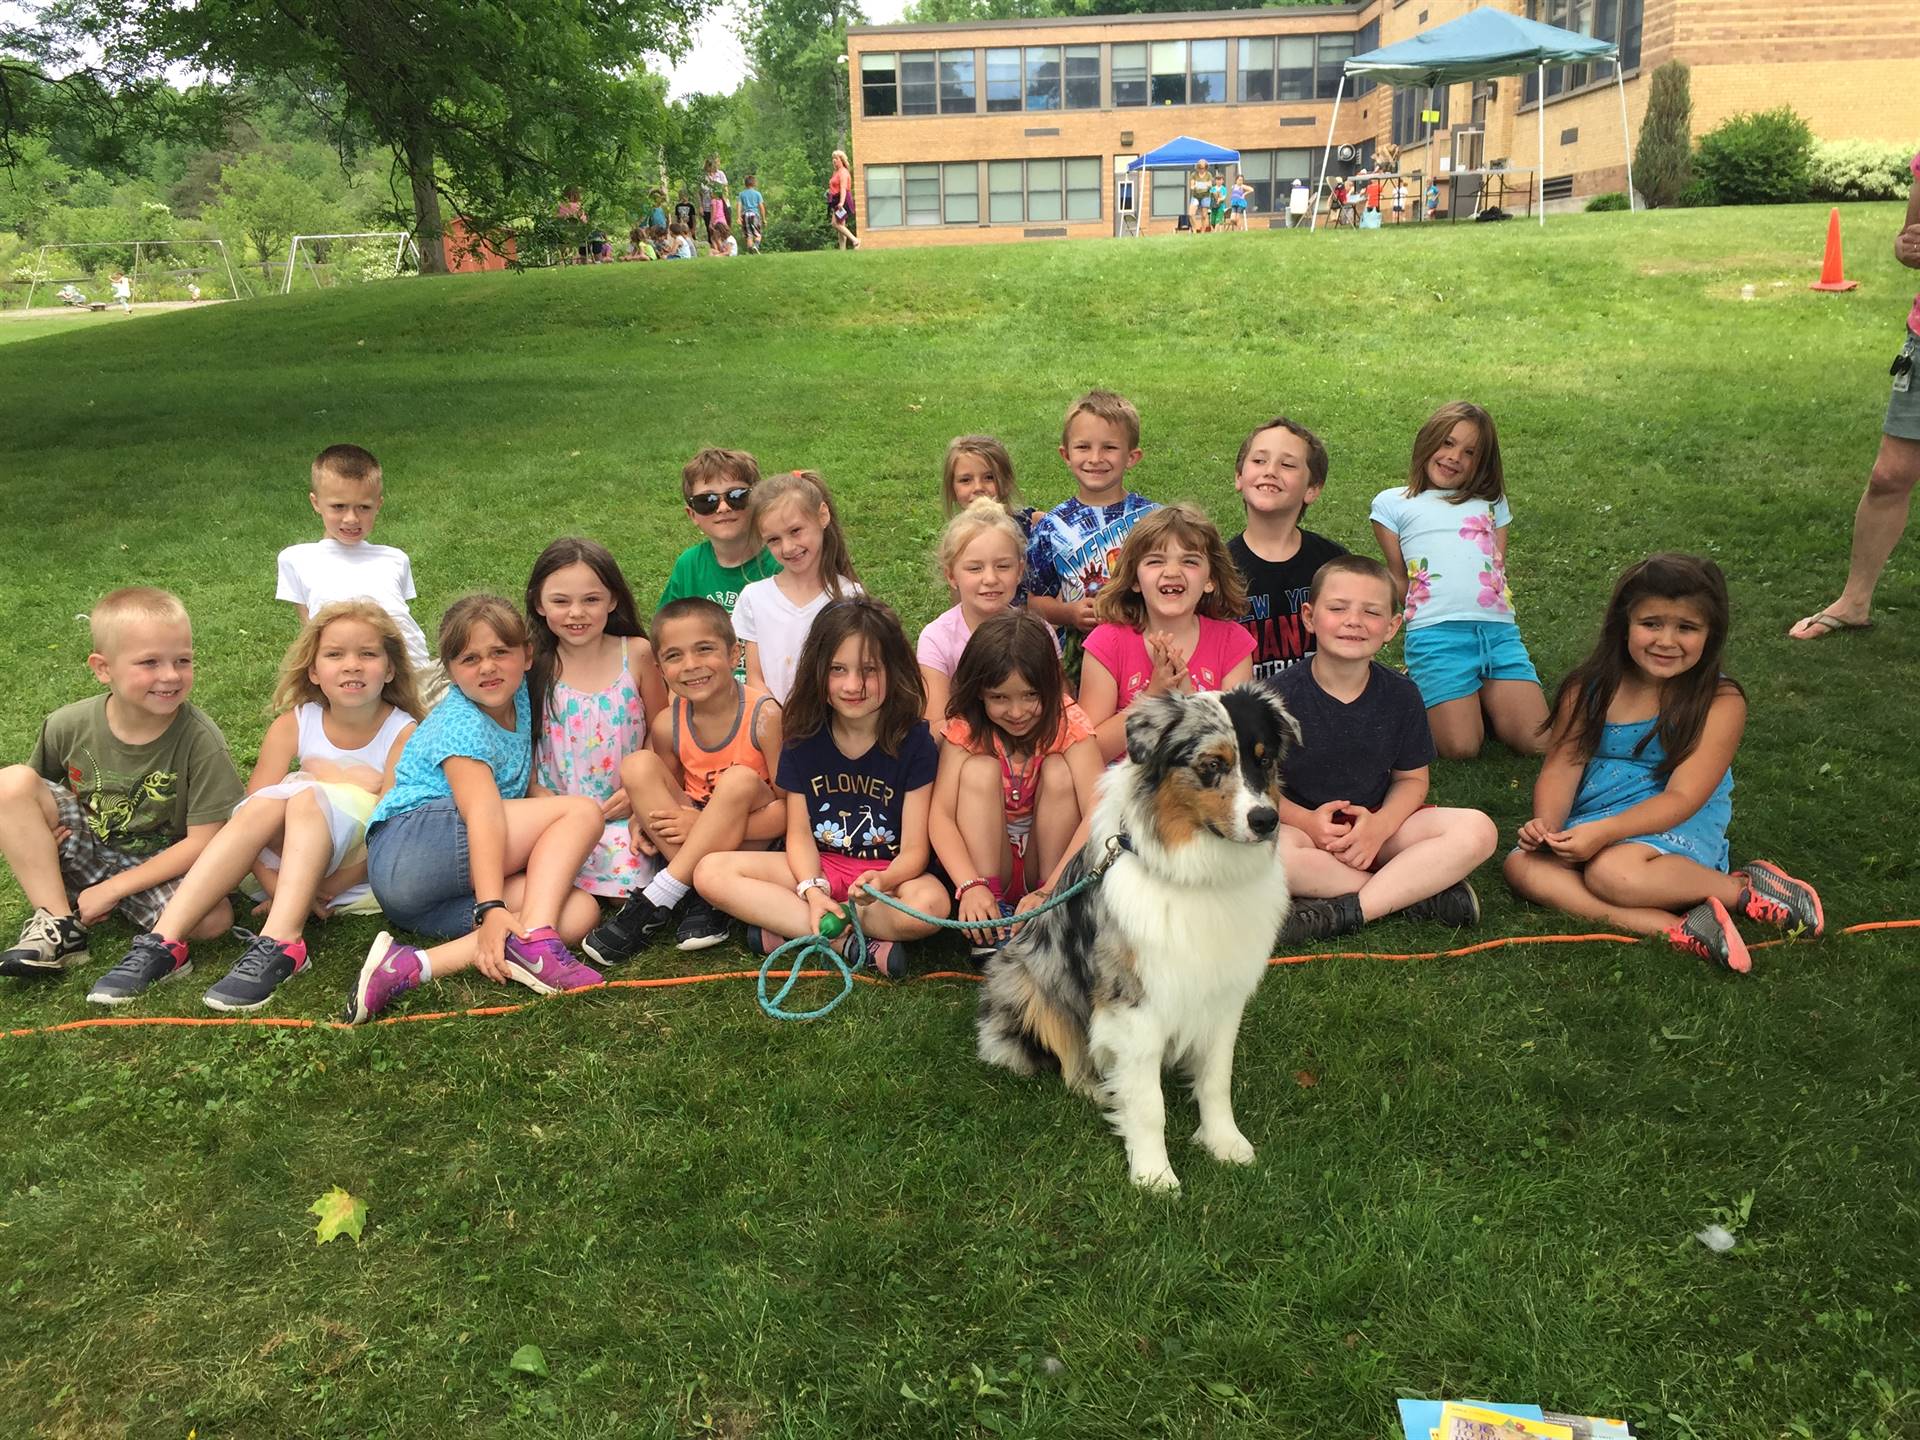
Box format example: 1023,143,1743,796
343,931,426,1024
503,927,604,996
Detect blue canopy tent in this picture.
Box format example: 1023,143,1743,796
1120,136,1241,235
1312,8,1630,231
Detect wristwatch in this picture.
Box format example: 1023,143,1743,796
472,899,507,928
795,877,831,898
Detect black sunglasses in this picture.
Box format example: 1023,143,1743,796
687,486,753,516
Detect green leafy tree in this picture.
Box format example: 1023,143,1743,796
1631,61,1691,209
206,149,347,275
38,0,710,271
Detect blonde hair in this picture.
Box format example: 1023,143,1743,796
936,497,1027,584
270,600,426,719
88,586,189,654
1061,389,1141,450
1094,502,1247,628
312,443,382,492
941,435,1018,516
750,469,859,599
438,594,531,661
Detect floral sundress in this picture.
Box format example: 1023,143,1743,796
536,645,653,896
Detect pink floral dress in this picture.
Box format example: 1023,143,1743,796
536,645,653,896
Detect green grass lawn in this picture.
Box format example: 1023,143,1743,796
2,205,1917,1438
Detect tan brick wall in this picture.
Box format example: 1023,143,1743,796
848,0,1920,247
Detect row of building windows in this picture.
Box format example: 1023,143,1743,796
1520,0,1643,101
858,25,1378,119
865,159,1105,228
865,147,1386,229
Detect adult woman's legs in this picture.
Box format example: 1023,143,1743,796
1791,432,1920,636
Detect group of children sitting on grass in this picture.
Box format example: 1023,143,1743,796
0,390,1826,1025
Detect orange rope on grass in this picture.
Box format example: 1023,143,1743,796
3,920,1909,1043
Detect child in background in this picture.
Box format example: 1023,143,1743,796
1392,177,1407,223
736,469,862,704
1271,556,1497,944
673,192,698,234
738,173,766,253
101,601,422,1012
930,612,1102,958
1078,503,1255,763
919,498,1032,723
701,155,729,247
1229,415,1348,681
1026,389,1159,687
694,599,947,979
1371,401,1549,759
526,538,667,901
1210,176,1229,231
711,221,738,257
1426,180,1441,219
672,225,696,260
1505,554,1823,973
348,596,605,1023
649,191,669,232
1230,173,1252,230
584,600,785,960
0,588,244,992
276,443,434,686
111,271,132,312
620,226,654,261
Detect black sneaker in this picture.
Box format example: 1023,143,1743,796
675,896,731,952
87,933,191,1007
1401,880,1482,928
1275,893,1364,947
203,931,310,1014
581,891,677,966
0,908,89,977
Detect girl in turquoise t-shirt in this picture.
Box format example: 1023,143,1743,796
348,595,606,1023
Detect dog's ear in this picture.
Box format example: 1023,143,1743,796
1262,687,1304,755
1124,692,1186,767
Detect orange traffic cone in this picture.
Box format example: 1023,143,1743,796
1810,206,1859,292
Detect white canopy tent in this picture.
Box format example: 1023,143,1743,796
1312,8,1634,231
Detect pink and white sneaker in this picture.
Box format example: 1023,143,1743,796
503,927,604,996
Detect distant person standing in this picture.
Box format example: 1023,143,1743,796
701,156,729,248
673,191,698,235
111,272,132,313
827,150,860,251
1790,151,1920,641
738,174,767,254
649,190,669,232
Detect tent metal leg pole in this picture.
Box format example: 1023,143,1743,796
1537,64,1547,227
1312,77,1346,234
1615,66,1637,212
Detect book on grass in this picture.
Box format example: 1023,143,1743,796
1434,1401,1573,1440
1398,1399,1635,1440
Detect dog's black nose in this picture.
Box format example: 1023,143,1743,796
1247,805,1278,837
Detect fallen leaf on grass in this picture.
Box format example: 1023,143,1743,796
309,1186,366,1246
510,1343,549,1377
1293,1070,1319,1088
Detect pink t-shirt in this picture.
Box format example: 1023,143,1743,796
1083,618,1257,710
1909,153,1920,336
916,605,1059,678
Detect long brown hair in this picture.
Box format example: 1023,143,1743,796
271,599,425,720
947,613,1066,758
1094,502,1248,628
1547,553,1741,775
941,435,1019,516
524,537,645,743
750,469,859,599
1407,400,1504,504
782,598,924,756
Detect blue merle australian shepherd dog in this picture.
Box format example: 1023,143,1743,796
977,685,1298,1190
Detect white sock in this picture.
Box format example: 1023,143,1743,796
643,872,690,908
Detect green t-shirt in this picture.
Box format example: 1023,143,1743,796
30,694,245,857
657,540,780,612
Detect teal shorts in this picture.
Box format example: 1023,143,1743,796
1886,327,1920,442
1403,620,1539,708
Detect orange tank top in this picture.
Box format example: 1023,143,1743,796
673,684,775,803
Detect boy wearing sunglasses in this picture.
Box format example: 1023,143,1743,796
658,448,780,653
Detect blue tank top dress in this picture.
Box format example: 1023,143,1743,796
1564,716,1733,872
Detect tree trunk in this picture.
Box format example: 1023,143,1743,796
405,122,448,275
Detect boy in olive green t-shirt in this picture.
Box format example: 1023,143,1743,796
0,588,244,994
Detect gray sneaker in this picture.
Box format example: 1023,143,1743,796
203,931,310,1014
0,908,89,977
1276,894,1364,947
1401,880,1481,929
87,933,191,1007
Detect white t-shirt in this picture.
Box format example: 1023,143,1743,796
734,577,861,705
112,276,131,300
275,538,431,670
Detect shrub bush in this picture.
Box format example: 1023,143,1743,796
1693,107,1814,206
1585,192,1630,212
1809,139,1917,202
1633,61,1693,208
1676,176,1718,208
